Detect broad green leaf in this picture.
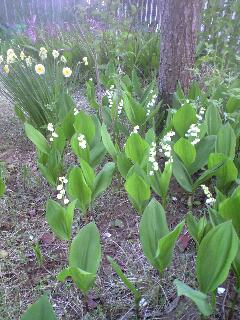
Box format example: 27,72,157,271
101,124,118,160
150,163,172,201
174,280,213,317
25,123,50,154
68,167,92,213
174,138,196,167
92,162,115,201
117,152,132,178
197,222,238,293
189,136,216,175
205,104,222,135
155,221,184,273
58,267,96,294
69,222,101,274
74,111,95,144
125,173,150,213
216,123,236,160
60,111,75,139
208,153,237,190
140,198,169,268
186,213,207,245
125,133,149,167
226,96,240,113
80,159,95,191
21,295,57,320
46,200,76,241
172,153,193,193
219,187,240,233
107,256,141,303
193,161,226,191
89,142,106,168
172,104,196,137
123,93,146,125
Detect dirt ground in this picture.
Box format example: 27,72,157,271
0,94,238,319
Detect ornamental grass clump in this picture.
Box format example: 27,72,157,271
0,46,75,131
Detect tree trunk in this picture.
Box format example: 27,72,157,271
158,0,203,106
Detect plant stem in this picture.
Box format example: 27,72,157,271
83,294,89,313
187,193,194,211
135,300,140,319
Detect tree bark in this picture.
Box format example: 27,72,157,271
158,0,203,106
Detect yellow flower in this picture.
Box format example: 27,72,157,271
3,65,9,74
35,64,45,75
62,67,72,78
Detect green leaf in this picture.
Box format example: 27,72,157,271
125,173,150,213
140,198,169,269
69,222,101,274
92,162,115,201
219,187,240,233
117,152,132,178
80,159,95,191
107,256,141,303
74,111,96,144
123,93,146,125
155,221,184,273
205,104,222,135
101,124,118,160
174,280,213,317
89,142,106,168
0,177,5,197
216,123,236,160
186,213,207,245
125,133,149,167
68,167,92,213
226,96,240,113
193,160,226,191
197,221,238,293
172,104,196,137
58,266,96,294
189,136,216,175
174,138,196,168
25,123,50,154
60,112,75,140
150,163,172,201
208,153,237,190
46,200,76,241
21,295,57,320
172,153,193,193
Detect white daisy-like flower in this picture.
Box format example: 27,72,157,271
62,67,72,78
52,50,60,59
35,64,45,75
